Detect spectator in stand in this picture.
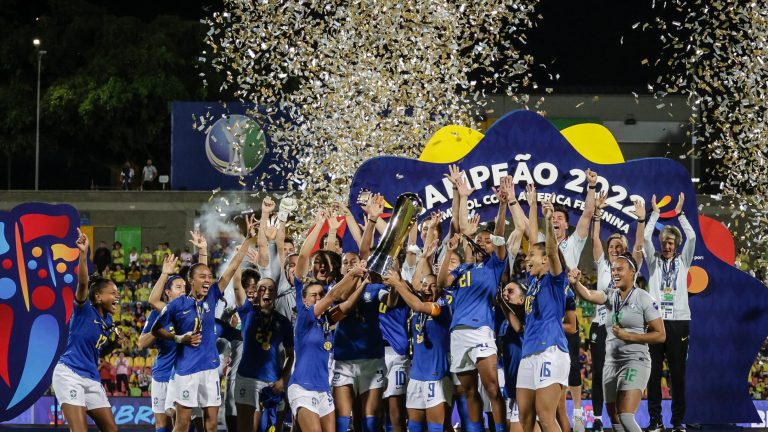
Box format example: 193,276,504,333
94,241,112,273
152,243,166,275
141,159,158,191
115,352,130,394
127,264,141,285
135,284,151,304
99,359,115,395
138,367,150,396
121,161,134,191
140,247,153,269
112,242,125,268
128,247,139,267
129,371,141,396
112,264,126,287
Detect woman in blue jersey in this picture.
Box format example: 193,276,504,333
52,229,123,432
497,282,526,432
378,279,411,432
153,219,257,432
437,177,509,432
233,269,295,432
516,196,570,432
287,263,367,432
139,254,187,432
589,194,646,432
383,269,452,432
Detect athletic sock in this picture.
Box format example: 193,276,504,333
364,416,379,432
336,415,351,432
573,407,583,417
612,421,626,432
619,413,642,432
385,412,393,432
157,428,168,432
407,420,425,432
466,421,485,432
427,423,443,432
494,422,506,432
456,396,471,430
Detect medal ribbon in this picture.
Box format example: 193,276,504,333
613,288,635,326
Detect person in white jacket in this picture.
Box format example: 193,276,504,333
642,193,695,432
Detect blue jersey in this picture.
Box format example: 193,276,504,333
156,283,223,376
142,310,176,382
378,296,410,356
333,283,385,361
59,300,114,381
565,287,576,312
289,277,332,392
237,301,294,382
522,272,568,358
497,315,523,398
449,253,507,330
410,297,452,381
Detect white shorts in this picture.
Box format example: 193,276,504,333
332,358,386,395
406,376,454,410
52,363,110,410
480,367,505,412
287,384,334,417
516,346,570,390
506,399,520,423
174,369,222,408
151,379,169,414
233,375,269,410
450,326,497,373
383,347,410,398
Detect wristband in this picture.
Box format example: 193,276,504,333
588,185,596,189
368,218,377,223
637,218,646,223
174,334,183,344
508,200,518,206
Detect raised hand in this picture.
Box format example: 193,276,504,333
264,224,278,241
456,176,475,198
499,175,516,202
595,191,608,210
463,213,481,236
368,193,385,220
446,233,462,251
75,228,89,253
674,192,685,214
189,230,208,250
585,168,598,187
445,164,462,186
567,268,582,286
424,239,439,257
542,195,555,218
492,185,508,205
262,196,276,214
315,208,330,226
327,214,342,232
525,183,537,204
245,214,258,238
246,248,259,266
382,268,401,286
651,194,660,213
162,254,177,274
632,198,646,220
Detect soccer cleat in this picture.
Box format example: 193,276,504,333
591,418,603,432
646,422,664,432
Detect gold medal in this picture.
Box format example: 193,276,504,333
262,342,271,350
323,341,332,351
416,334,424,344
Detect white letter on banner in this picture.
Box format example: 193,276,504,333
468,165,491,190
533,162,558,186
441,177,455,199
511,161,534,185
425,184,448,209
491,163,509,186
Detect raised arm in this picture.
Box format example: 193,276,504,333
233,267,246,307
384,270,440,316
74,228,89,304
189,230,208,266
675,193,696,266
643,195,661,275
437,233,461,288
360,194,384,260
506,227,525,271
526,184,539,242
325,215,342,251
296,209,328,278
574,169,598,240
492,176,512,260
148,254,176,312
218,215,258,289
336,203,363,250
504,176,530,235
455,174,475,236
542,197,563,276
257,197,276,268
445,164,463,235
276,220,288,264
568,268,606,305
592,192,607,262
631,199,647,267
411,214,440,287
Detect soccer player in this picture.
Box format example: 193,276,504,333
233,271,295,432
516,196,570,432
52,229,122,432
140,254,187,432
568,255,666,432
153,217,257,432
379,278,411,432
590,195,646,431
384,269,453,432
643,193,695,432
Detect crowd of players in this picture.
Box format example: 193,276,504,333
53,165,702,432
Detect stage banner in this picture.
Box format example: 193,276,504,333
0,204,83,422
349,110,768,424
170,101,289,191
